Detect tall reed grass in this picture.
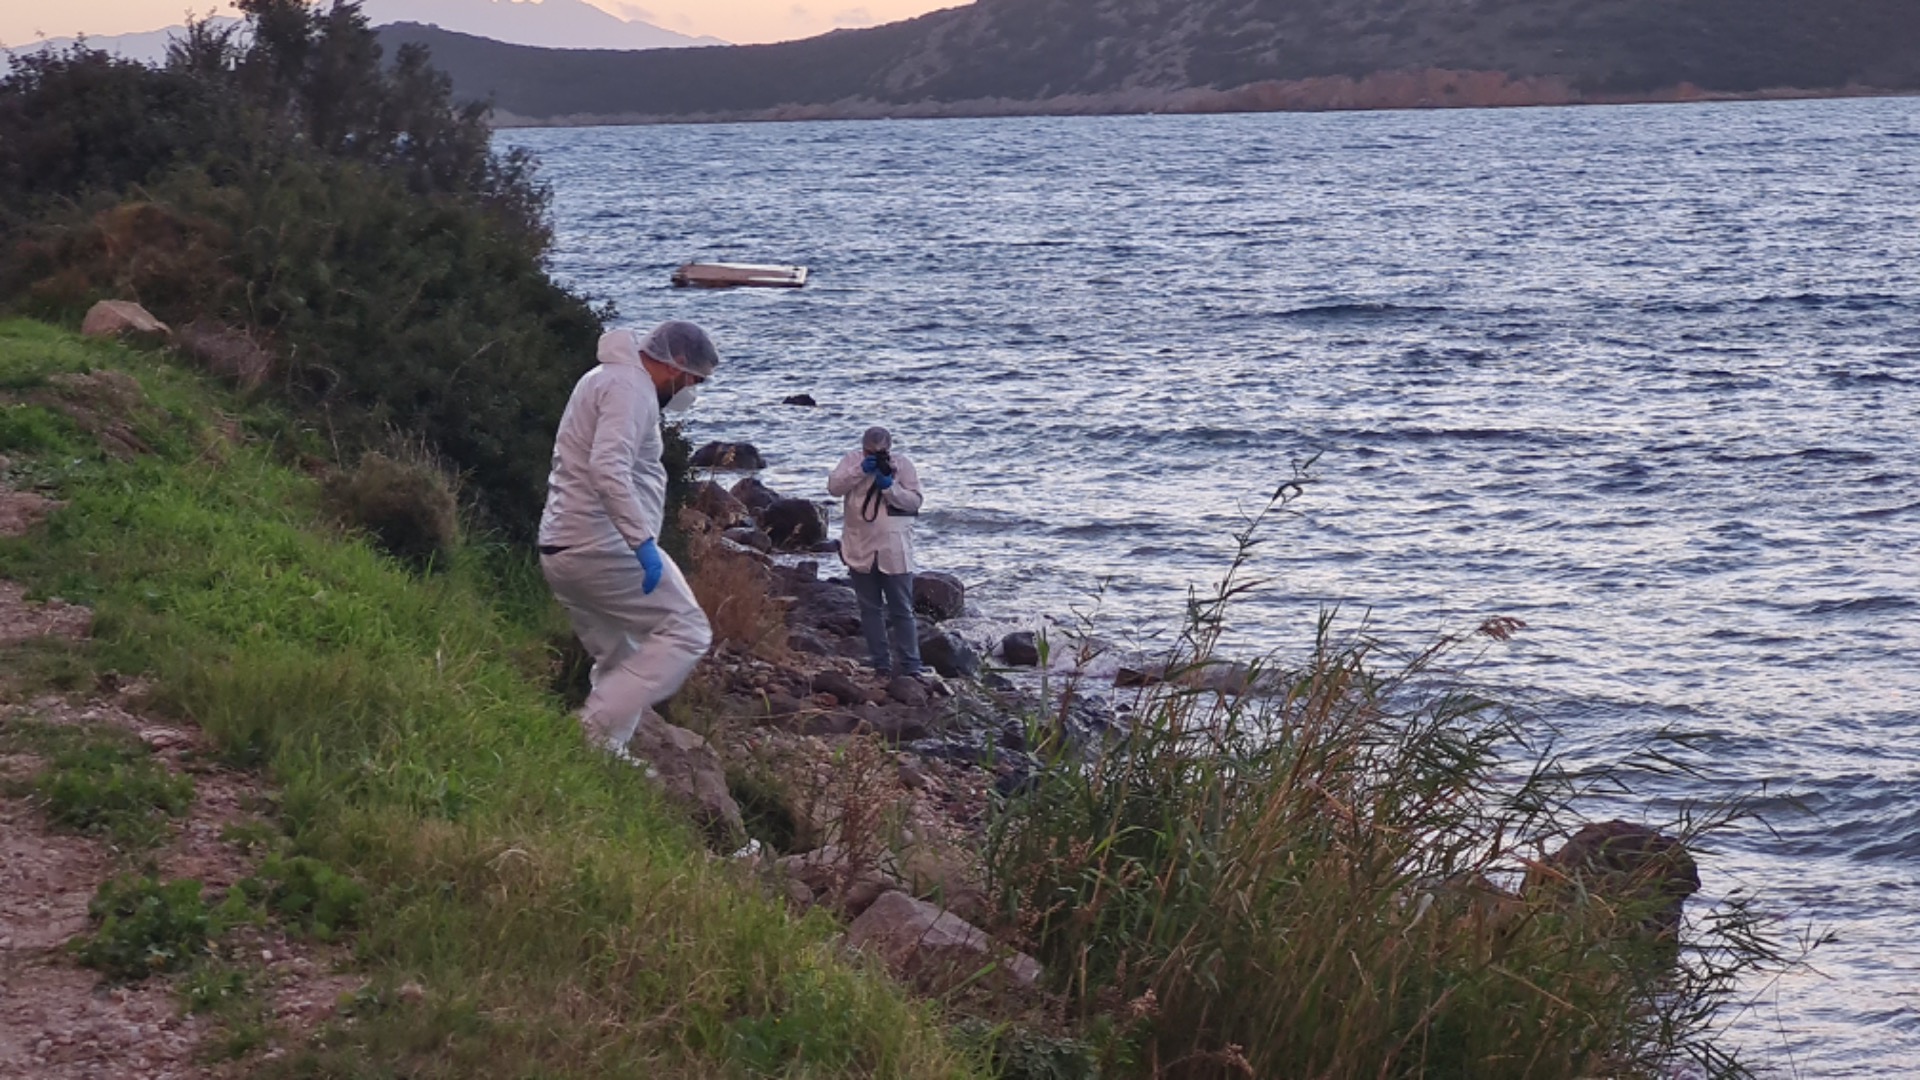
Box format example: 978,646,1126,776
988,468,1800,1079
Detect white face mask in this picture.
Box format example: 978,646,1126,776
663,384,700,415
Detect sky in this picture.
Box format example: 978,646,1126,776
0,0,961,47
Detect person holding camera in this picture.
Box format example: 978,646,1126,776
827,426,926,678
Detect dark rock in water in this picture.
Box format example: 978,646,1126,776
1523,820,1701,934
1114,665,1163,688
723,526,773,553
999,631,1040,667
781,393,818,407
690,441,766,470
998,719,1029,753
692,480,749,524
810,539,842,555
811,669,876,706
993,768,1037,799
730,476,782,513
912,571,966,621
762,498,826,550
917,624,980,679
980,671,1015,692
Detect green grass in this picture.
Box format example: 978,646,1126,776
0,320,977,1078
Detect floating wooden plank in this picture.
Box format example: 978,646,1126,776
671,262,809,289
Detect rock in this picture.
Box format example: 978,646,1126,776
0,454,10,473
622,712,746,851
809,539,842,556
999,631,1041,667
781,393,818,407
691,480,749,524
80,300,169,340
898,842,989,923
173,320,274,390
918,625,980,679
786,628,837,656
729,476,782,514
778,845,900,917
886,675,930,708
1115,665,1165,688
810,669,876,706
912,571,966,621
1523,820,1700,934
723,526,773,553
784,577,863,637
798,710,863,738
762,498,826,550
845,891,1040,991
861,705,934,745
690,441,766,470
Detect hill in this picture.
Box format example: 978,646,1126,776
378,0,1920,123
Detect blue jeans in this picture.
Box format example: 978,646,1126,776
849,569,922,676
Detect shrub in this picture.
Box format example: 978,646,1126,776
324,450,460,569
33,734,195,848
988,476,1799,1079
72,874,213,980
237,853,367,941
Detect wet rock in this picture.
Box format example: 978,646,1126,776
762,498,826,550
810,539,842,556
691,480,749,525
999,631,1040,667
723,526,773,553
690,441,766,470
730,476,782,513
912,571,966,621
846,891,1040,991
1523,820,1700,934
623,712,746,851
80,300,169,341
781,393,818,407
917,625,980,679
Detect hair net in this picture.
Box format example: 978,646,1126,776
637,321,719,378
862,426,892,453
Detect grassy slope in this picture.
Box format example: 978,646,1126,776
0,319,976,1079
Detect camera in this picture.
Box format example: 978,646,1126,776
871,449,895,478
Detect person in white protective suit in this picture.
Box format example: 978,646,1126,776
538,321,718,757
826,426,926,677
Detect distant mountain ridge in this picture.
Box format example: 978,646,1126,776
377,0,1920,124
1,0,718,67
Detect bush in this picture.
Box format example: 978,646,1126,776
237,853,367,941
324,450,460,569
33,734,195,848
0,1,608,539
987,477,1799,1079
72,875,213,981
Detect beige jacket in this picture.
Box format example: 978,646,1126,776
827,450,923,575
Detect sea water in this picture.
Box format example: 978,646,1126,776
505,98,1920,1074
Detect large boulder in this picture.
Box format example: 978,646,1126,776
690,480,748,525
623,712,746,852
912,571,966,621
729,476,782,514
762,498,826,550
1522,820,1700,934
918,624,980,679
690,441,766,470
846,891,1040,991
80,300,169,341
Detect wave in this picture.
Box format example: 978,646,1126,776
1273,301,1450,320
1801,596,1918,617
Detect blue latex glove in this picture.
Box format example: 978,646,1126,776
875,473,894,491
635,538,664,595
861,455,879,475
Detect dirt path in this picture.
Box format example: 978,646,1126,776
0,482,353,1077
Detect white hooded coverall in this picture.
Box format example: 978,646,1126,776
538,329,712,752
